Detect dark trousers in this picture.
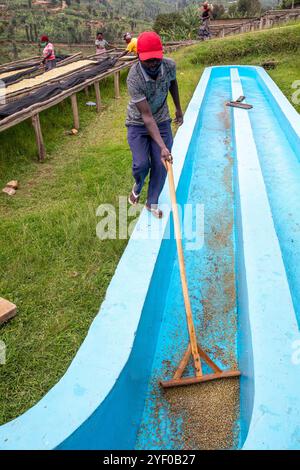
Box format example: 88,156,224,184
127,121,173,206
45,59,56,72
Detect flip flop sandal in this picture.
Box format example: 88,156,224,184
145,204,163,219
128,184,140,205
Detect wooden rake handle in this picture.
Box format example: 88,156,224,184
165,159,202,377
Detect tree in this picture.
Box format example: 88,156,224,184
181,5,200,37
25,24,30,42
8,24,15,38
211,4,225,19
237,0,262,16
280,0,300,7
154,6,200,41
67,25,78,43
153,12,185,34
29,23,34,41
227,3,239,17
12,41,19,60
34,23,38,41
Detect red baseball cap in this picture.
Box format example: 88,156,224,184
137,32,163,61
40,35,49,42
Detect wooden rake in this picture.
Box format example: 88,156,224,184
160,160,240,389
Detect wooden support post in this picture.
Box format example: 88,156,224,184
94,81,102,113
114,71,120,99
84,86,89,97
31,113,46,162
71,93,79,130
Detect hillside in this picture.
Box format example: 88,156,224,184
0,0,194,63
0,0,297,63
0,0,189,43
0,0,289,48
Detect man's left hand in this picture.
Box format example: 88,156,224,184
174,109,184,126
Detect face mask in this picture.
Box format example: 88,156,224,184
141,62,162,78
41,42,47,47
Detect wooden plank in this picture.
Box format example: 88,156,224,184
114,70,120,99
198,345,222,373
56,52,82,68
160,370,241,389
87,49,116,60
31,113,46,161
94,81,102,113
0,297,17,325
173,344,192,380
71,93,79,130
226,101,253,110
0,56,40,72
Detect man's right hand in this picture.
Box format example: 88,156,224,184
161,147,173,169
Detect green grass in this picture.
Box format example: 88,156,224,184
190,22,300,65
0,22,300,425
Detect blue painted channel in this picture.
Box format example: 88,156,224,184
240,70,300,327
1,66,300,450
136,68,238,450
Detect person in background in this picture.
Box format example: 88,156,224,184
120,32,138,57
40,35,56,71
198,2,213,40
95,32,110,55
126,31,183,219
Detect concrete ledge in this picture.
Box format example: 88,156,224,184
231,68,300,450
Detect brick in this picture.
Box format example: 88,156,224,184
6,180,18,189
0,298,17,325
2,187,16,196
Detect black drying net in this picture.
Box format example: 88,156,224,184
0,57,118,120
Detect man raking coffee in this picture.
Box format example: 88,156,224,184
126,31,183,218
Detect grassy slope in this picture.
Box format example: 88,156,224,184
0,23,299,425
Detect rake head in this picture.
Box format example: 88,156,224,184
160,369,241,389
160,343,241,389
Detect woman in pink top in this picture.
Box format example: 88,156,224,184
95,32,110,55
40,35,56,72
